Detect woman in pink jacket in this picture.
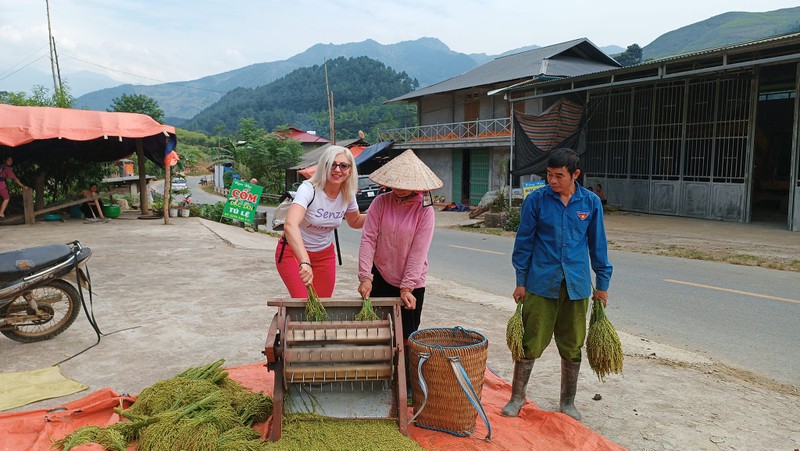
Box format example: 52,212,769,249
357,149,443,339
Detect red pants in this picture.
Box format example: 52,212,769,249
275,238,336,298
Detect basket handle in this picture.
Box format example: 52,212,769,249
407,352,492,442
447,355,492,441
408,352,430,425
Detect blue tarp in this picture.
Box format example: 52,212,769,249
354,141,393,165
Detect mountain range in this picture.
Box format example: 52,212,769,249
61,6,800,122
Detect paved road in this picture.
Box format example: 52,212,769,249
337,214,800,387
180,177,800,386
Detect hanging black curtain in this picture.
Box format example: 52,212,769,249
511,98,587,177
512,125,588,176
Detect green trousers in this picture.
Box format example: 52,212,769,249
521,280,588,362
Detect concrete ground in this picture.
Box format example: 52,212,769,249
1,211,798,450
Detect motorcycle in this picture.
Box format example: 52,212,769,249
0,241,92,343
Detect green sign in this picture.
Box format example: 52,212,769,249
222,179,263,224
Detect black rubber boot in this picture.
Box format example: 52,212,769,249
501,358,535,417
559,359,582,421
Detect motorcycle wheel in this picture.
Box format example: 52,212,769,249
0,279,82,343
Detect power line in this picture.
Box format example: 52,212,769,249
0,45,50,79
61,53,228,94
0,55,48,83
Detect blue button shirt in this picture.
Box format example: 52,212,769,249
512,182,612,300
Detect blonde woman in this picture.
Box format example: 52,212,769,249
276,145,366,297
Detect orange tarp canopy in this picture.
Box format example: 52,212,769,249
0,104,177,167
297,145,365,179
0,363,623,450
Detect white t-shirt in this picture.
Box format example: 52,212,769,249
293,181,358,252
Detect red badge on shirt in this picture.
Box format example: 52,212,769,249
577,211,589,220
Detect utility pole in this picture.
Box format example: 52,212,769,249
52,36,63,92
324,59,335,144
45,0,60,94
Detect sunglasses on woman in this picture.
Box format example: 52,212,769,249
330,162,351,171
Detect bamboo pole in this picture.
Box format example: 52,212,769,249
325,59,335,144
136,140,148,215
163,155,171,225
45,0,58,94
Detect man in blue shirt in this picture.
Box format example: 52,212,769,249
502,148,613,421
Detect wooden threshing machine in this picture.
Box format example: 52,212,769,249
263,298,408,441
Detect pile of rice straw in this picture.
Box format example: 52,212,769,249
52,359,273,451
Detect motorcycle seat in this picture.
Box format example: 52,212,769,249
0,244,74,283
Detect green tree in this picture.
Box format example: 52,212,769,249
236,118,303,193
188,56,418,137
614,44,643,67
0,83,74,108
110,93,165,123
109,94,167,178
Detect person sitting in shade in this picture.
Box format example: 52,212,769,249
79,183,105,218
595,183,607,206
0,156,29,218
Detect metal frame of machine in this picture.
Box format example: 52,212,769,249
264,297,408,441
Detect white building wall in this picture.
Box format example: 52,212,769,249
417,151,452,202
490,147,511,190
419,95,454,125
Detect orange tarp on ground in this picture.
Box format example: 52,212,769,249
0,363,624,450
297,146,366,179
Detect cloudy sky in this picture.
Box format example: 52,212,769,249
1,0,798,89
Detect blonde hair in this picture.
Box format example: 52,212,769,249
308,145,359,201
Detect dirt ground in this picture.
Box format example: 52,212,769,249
1,211,799,450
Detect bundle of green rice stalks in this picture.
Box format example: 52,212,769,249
355,297,379,321
52,359,274,451
305,285,328,321
506,301,525,361
51,425,127,451
586,299,624,382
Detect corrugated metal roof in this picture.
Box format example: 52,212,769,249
388,38,620,102
497,32,800,95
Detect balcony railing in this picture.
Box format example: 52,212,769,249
378,118,511,143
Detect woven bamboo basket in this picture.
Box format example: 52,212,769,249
408,327,488,436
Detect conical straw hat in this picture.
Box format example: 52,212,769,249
369,149,444,191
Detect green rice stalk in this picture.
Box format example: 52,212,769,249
235,392,274,425
506,301,525,361
51,425,127,451
217,427,269,451
586,299,624,382
355,297,379,321
107,419,143,443
218,377,274,425
218,425,261,443
178,359,228,384
221,441,271,451
127,377,220,416
305,285,328,321
137,418,221,451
